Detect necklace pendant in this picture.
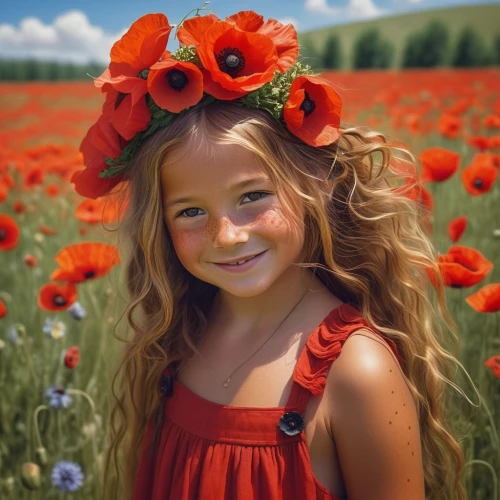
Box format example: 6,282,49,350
223,378,230,388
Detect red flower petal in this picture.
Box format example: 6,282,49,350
177,14,220,47
110,13,171,71
447,216,467,242
466,284,500,313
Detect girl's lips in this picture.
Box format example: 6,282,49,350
213,250,267,272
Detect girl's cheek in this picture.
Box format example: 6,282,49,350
168,227,204,260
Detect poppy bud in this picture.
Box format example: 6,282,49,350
64,346,80,369
20,462,41,490
24,254,37,267
35,447,48,466
4,476,15,493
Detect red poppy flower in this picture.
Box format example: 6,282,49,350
466,284,500,313
94,13,172,123
445,98,471,116
64,346,81,369
420,147,460,183
0,214,20,250
50,242,121,283
0,182,8,203
24,166,44,187
461,161,498,196
89,85,150,143
471,153,499,170
40,225,57,236
178,10,298,73
12,201,25,214
195,20,280,100
45,184,59,198
283,75,342,147
466,135,490,152
38,282,78,312
24,254,37,267
75,199,105,224
111,13,172,71
0,299,6,318
79,109,126,169
447,216,467,242
148,57,204,113
225,11,298,72
484,355,500,379
484,114,500,128
437,113,462,139
434,246,493,288
489,135,500,149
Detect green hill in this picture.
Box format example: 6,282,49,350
297,3,500,69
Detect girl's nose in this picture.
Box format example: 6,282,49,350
211,216,249,247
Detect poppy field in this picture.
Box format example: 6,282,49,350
1,68,500,499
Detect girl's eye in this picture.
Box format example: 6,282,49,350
176,191,269,219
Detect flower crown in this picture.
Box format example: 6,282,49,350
71,6,343,199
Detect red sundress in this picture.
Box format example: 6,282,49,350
133,303,404,500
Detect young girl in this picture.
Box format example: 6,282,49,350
73,8,468,500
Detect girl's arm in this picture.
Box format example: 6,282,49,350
327,330,426,500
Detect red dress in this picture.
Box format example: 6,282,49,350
133,303,404,499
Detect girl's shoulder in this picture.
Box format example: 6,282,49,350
322,328,425,498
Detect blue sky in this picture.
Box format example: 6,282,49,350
0,0,497,63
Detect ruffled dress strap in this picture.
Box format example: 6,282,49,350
283,303,404,415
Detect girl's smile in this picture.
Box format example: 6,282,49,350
211,249,268,272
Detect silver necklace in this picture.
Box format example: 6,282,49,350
202,274,314,388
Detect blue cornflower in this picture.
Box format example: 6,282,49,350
44,385,73,409
42,318,66,340
51,461,84,492
67,301,86,321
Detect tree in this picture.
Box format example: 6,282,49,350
491,33,500,66
401,20,450,68
322,34,343,70
352,28,394,69
402,32,423,68
419,20,450,67
452,26,491,67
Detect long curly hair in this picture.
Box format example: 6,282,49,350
101,101,474,500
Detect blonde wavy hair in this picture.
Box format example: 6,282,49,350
102,101,473,500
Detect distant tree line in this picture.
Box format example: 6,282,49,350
0,59,106,81
301,22,500,70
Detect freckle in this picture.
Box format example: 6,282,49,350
391,391,394,394
390,369,392,372
395,411,398,414
407,442,410,445
412,452,414,456
408,426,411,430
403,404,405,406
389,421,392,424
407,479,410,482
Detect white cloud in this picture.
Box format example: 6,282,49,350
277,17,300,29
0,10,126,64
305,0,386,19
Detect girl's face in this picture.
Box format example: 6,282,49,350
160,140,307,298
